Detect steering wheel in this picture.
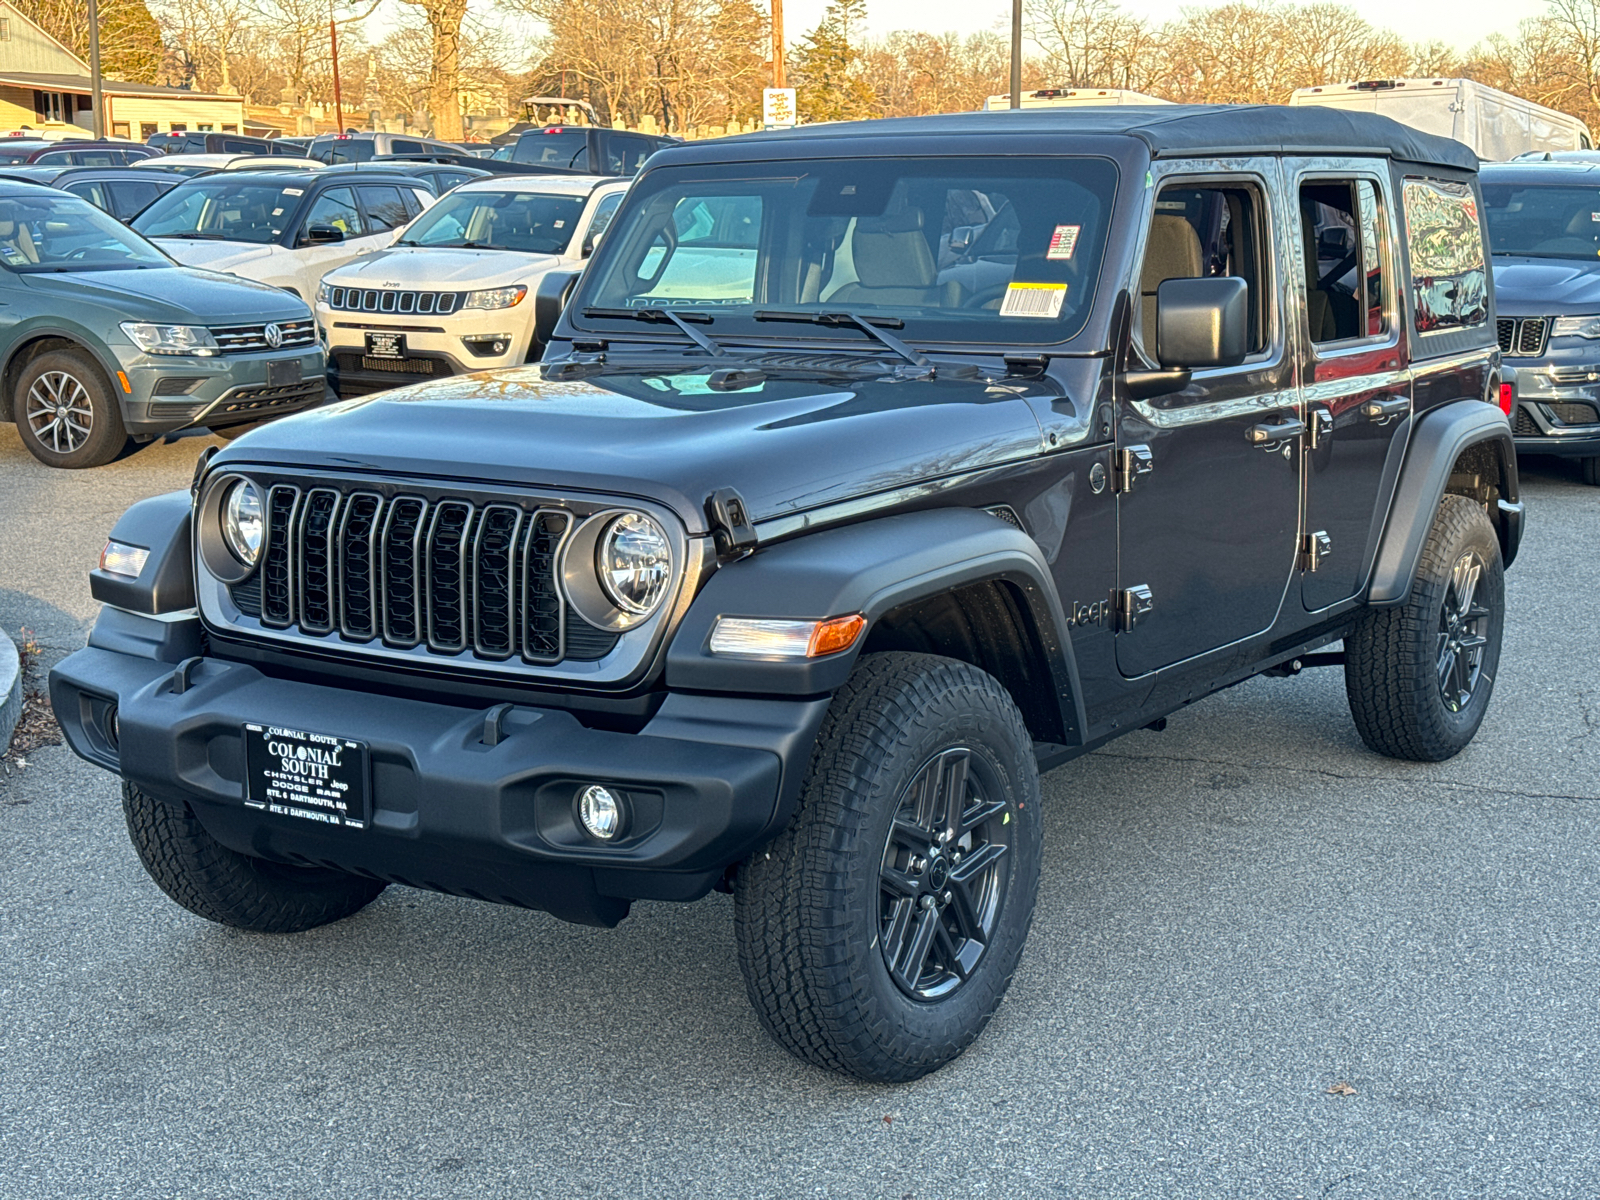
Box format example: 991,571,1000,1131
962,283,1012,310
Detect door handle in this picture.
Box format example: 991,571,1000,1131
1246,417,1306,446
1361,395,1409,424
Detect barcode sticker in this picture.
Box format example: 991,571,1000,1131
999,282,1067,319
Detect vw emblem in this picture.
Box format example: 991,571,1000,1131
263,323,283,349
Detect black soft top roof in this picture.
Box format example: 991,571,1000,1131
732,104,1477,172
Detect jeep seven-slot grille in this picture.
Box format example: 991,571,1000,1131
325,287,462,315
1498,317,1549,358
236,486,618,664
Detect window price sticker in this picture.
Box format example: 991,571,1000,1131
1047,224,1082,260
999,282,1067,319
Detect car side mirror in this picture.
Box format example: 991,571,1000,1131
1154,276,1249,370
533,268,583,347
302,223,344,246
581,230,602,258
948,224,975,254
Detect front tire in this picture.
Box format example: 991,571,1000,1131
1583,456,1598,487
14,348,128,468
733,652,1043,1082
122,782,386,933
1344,494,1505,761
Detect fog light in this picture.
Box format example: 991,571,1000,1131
578,784,623,840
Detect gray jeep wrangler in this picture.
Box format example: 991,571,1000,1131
53,106,1520,1082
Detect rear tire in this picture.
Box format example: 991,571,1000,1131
1583,456,1599,486
14,348,127,468
1344,494,1504,761
122,782,386,933
733,653,1042,1082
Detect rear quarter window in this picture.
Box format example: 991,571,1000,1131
1403,177,1488,335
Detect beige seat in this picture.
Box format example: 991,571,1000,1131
1139,214,1202,353
0,217,38,264
830,210,958,307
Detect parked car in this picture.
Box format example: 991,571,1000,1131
0,140,158,167
1480,161,1600,483
306,132,463,163
148,131,307,156
0,165,190,220
315,174,628,396
130,170,434,300
500,125,677,174
0,182,324,466
51,106,1520,1082
129,152,323,175
333,158,491,194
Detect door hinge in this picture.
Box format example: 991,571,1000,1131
706,487,757,555
1114,444,1154,493
1300,530,1332,572
1309,406,1333,450
1112,584,1154,632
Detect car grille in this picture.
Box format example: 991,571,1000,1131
1512,405,1540,436
325,287,463,315
1497,317,1549,358
210,381,323,417
228,484,618,664
210,320,318,353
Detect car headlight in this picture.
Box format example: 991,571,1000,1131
596,512,671,621
1552,314,1600,340
315,280,331,305
463,285,528,310
119,321,220,357
221,479,265,567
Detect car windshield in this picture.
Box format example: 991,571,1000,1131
577,155,1119,346
132,181,306,243
397,189,586,253
1482,179,1600,258
0,192,169,271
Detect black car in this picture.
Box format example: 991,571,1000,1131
0,140,158,167
148,131,304,156
52,106,1520,1083
0,165,189,220
1481,162,1600,484
319,158,490,195
500,124,676,174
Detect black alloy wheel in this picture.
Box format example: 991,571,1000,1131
879,747,1012,1001
1437,549,1491,715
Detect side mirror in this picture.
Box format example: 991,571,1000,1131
581,230,602,258
533,268,583,347
1155,276,1249,370
948,224,975,255
302,223,344,246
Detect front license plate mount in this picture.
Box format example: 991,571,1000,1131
244,723,369,829
265,358,302,387
365,332,406,358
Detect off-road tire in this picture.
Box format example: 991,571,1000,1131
733,652,1043,1082
122,781,386,932
1583,456,1599,487
1344,494,1505,762
14,347,128,469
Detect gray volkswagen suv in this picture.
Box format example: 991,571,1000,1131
0,181,325,468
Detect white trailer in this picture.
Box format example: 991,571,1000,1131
982,88,1172,111
1289,79,1591,160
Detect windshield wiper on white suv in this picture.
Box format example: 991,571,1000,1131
582,306,727,357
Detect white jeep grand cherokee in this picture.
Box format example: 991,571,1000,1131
314,174,629,397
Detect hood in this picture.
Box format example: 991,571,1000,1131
153,238,277,276
21,263,309,324
216,363,1052,534
1492,256,1600,314
325,246,565,289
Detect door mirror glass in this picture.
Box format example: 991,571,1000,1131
303,223,344,245
1155,276,1249,369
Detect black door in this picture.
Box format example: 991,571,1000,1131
1116,173,1302,677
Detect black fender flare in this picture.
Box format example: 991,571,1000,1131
1367,400,1521,607
88,490,194,615
665,507,1088,745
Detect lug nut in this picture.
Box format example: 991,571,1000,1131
920,895,936,910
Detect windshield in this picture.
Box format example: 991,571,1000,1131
397,189,586,253
132,181,307,243
1483,179,1600,258
0,192,169,271
578,155,1118,345
512,130,589,168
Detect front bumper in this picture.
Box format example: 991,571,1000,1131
111,343,329,436
52,611,828,926
1502,357,1600,460
316,304,534,397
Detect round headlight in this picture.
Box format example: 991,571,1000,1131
221,479,264,566
595,511,671,619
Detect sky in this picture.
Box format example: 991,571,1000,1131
776,0,1549,53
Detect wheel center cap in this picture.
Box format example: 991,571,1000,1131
927,856,949,891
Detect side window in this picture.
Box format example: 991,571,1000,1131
1297,178,1391,345
356,184,410,230
606,135,653,175
1138,182,1269,357
1402,177,1488,334
586,191,624,246
109,181,162,218
303,187,364,238
390,139,425,155
72,151,118,167
60,181,109,211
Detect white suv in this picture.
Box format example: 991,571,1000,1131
314,175,628,397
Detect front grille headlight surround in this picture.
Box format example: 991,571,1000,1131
1552,314,1600,340
195,472,264,585
562,509,676,631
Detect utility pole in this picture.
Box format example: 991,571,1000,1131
1009,0,1021,109
329,9,345,134
87,0,104,137
772,0,785,89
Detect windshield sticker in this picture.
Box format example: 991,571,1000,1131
283,188,304,196
1046,225,1080,260
553,219,565,228
999,282,1067,319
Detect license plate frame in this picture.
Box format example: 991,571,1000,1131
365,332,406,359
265,358,302,387
244,723,370,830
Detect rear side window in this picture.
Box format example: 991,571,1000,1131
1403,177,1487,334
357,184,410,230
1298,178,1391,345
304,186,365,237
109,180,162,218
60,180,110,211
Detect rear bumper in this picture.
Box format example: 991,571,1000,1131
51,611,829,926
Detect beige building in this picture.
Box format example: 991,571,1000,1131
0,0,244,140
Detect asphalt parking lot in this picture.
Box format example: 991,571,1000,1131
2,424,1598,1199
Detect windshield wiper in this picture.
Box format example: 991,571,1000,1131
583,306,727,357
752,310,930,368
